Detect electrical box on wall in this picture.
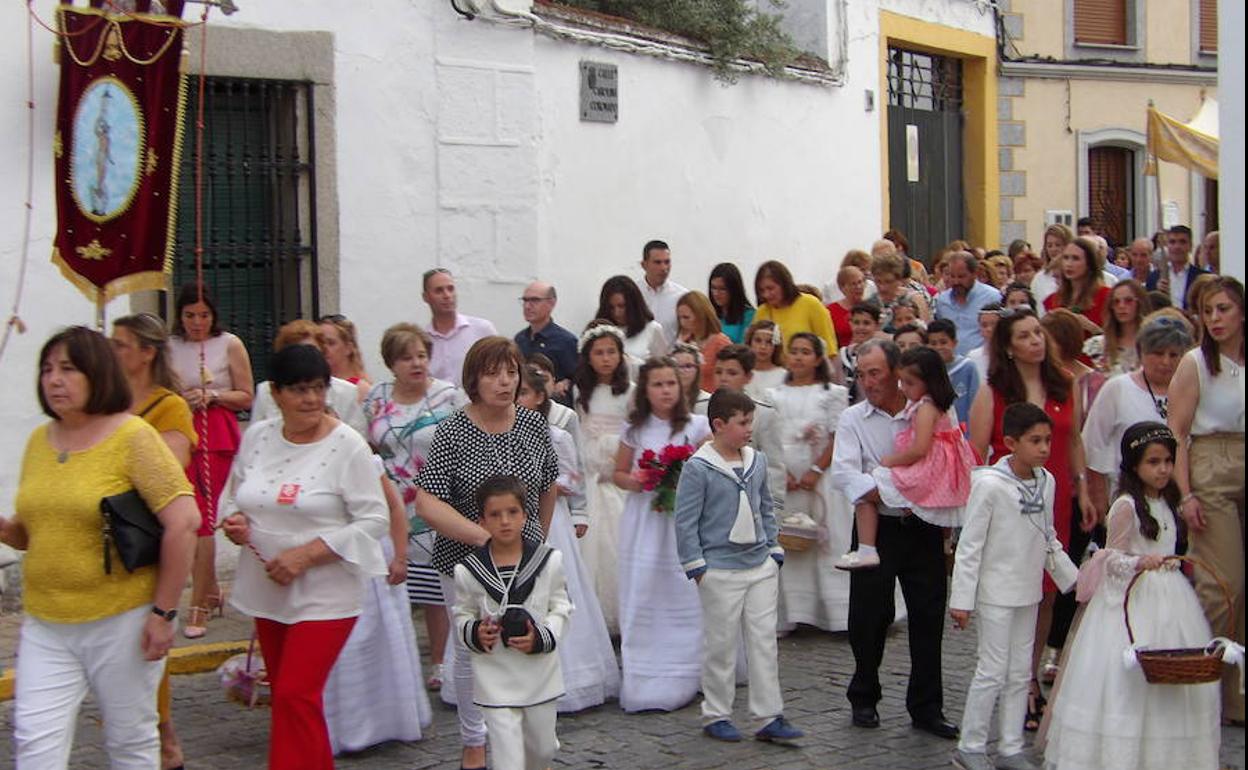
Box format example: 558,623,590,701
1045,210,1074,227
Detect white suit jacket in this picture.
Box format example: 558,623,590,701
950,457,1076,610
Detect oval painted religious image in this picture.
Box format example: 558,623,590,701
71,77,144,222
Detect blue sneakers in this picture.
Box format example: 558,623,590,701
755,716,804,743
703,720,743,742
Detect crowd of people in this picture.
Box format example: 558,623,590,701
0,225,1242,770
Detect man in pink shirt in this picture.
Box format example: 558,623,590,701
423,268,497,387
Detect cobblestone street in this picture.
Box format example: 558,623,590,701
1,611,1243,769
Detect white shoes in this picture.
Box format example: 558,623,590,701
835,550,881,571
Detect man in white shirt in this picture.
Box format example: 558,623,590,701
423,268,497,387
635,239,687,346
829,339,957,740
1146,225,1208,310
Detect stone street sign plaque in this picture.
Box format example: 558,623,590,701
580,61,618,123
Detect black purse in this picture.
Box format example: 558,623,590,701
101,489,164,574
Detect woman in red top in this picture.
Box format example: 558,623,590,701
968,307,1096,733
826,263,867,349
1043,237,1111,333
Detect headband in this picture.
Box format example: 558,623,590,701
578,324,626,353
1127,426,1175,451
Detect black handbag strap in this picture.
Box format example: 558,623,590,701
137,392,172,419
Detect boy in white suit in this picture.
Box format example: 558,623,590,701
453,475,572,770
949,403,1078,770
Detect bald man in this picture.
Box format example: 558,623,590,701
1128,237,1154,283
514,281,578,402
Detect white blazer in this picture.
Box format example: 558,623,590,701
950,457,1077,610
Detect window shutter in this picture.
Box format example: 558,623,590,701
1199,0,1217,52
1074,0,1128,46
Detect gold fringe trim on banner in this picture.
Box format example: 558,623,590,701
52,247,172,305
164,70,191,276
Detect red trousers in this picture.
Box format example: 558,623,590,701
255,616,356,770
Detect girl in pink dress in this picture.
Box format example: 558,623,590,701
836,346,974,570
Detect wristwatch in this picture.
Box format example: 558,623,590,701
152,605,178,622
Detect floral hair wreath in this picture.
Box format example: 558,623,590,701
578,323,626,354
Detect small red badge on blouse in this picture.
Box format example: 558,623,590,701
277,484,301,505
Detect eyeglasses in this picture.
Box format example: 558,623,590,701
520,296,552,304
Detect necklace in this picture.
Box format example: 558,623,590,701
1142,374,1168,419
57,450,69,464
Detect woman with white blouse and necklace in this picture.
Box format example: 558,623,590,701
220,344,389,770
1167,276,1246,726
1082,313,1192,515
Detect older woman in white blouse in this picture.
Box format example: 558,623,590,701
221,344,388,770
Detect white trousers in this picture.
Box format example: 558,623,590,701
14,604,165,770
958,601,1038,756
481,700,559,770
441,574,487,746
697,558,783,727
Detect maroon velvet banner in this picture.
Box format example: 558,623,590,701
51,2,188,305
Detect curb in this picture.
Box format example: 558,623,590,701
0,639,249,702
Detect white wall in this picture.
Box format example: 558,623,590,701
1218,0,1244,282
0,0,995,496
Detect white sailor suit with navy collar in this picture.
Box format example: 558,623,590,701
453,542,572,770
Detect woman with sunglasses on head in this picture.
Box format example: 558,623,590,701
319,314,371,402
112,313,199,770
168,283,255,639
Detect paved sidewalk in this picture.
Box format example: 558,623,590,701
0,612,1243,769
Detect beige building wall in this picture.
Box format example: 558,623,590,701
996,0,1217,249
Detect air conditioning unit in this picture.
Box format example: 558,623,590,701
1044,209,1074,227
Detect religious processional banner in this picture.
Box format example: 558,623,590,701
51,2,189,305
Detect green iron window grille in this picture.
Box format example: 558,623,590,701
171,77,318,384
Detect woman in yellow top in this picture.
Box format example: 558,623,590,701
113,312,199,770
0,327,199,769
753,260,839,359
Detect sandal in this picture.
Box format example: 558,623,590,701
182,606,211,639
426,663,444,692
1024,679,1046,732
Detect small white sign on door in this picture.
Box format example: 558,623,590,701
906,124,920,183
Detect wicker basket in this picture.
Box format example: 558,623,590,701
778,527,818,553
1124,555,1234,685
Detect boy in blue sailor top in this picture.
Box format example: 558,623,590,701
675,389,804,744
948,403,1077,770
453,475,572,770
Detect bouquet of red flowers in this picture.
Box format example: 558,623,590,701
636,443,696,513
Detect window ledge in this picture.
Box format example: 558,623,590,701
1073,41,1141,52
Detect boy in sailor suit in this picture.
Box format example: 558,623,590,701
949,403,1077,770
453,475,572,770
675,389,804,744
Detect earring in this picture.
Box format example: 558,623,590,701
1007,351,1014,360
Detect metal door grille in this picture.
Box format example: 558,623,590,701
887,49,963,113
171,77,317,382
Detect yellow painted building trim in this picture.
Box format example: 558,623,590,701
879,11,1000,250
0,640,249,702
